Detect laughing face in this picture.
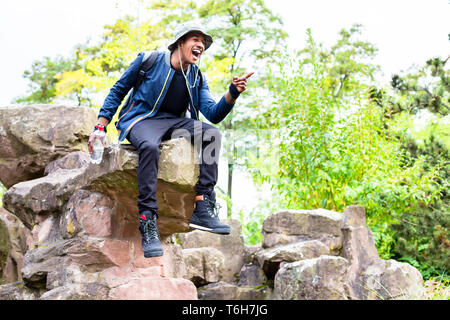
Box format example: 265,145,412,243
178,32,206,65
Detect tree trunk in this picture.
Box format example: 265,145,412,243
227,161,233,219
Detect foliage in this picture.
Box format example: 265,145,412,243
198,0,288,68
369,54,449,131
390,56,450,116
298,24,379,99
149,0,199,27
366,55,450,274
15,15,166,109
0,183,5,208
14,55,75,104
387,131,450,278
239,208,264,245
400,133,449,198
423,278,450,300
391,204,449,279
246,31,445,259
237,185,284,245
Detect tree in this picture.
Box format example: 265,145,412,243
369,54,450,122
14,55,75,104
245,25,383,209
245,30,445,260
390,56,449,116
298,24,379,99
15,15,167,108
367,54,450,277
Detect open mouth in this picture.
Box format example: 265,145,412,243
192,48,202,60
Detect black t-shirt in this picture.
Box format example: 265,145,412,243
156,68,189,118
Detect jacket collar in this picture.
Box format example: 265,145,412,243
164,51,192,75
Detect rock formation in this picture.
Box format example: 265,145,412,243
0,104,197,299
0,104,97,188
0,104,426,300
190,207,425,300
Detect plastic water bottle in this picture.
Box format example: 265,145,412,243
90,124,106,164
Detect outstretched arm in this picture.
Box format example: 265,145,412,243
197,71,255,124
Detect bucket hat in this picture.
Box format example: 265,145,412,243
168,23,213,51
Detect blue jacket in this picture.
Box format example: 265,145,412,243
98,51,234,142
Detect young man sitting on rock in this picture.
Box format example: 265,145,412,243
88,23,253,258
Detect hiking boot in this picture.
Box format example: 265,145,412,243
139,211,163,257
189,193,230,235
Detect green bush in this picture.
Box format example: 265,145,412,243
388,131,450,279
391,204,449,280
245,34,444,260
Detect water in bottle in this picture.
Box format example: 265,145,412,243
90,125,106,164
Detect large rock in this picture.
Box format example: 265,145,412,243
177,220,245,282
13,262,197,300
237,264,267,287
340,205,380,299
3,140,199,234
360,259,426,300
0,104,97,188
182,247,225,286
259,205,426,300
13,184,192,283
0,130,202,300
4,222,197,300
108,277,197,300
255,240,330,279
262,209,343,254
273,256,350,300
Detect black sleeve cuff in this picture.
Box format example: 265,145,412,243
229,83,240,99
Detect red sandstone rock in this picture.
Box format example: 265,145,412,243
109,277,197,300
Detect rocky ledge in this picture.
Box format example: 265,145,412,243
0,105,426,300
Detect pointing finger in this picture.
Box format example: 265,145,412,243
242,72,254,80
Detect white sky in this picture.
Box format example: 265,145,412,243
0,0,449,220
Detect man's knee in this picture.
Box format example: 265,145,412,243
139,140,160,155
202,126,221,165
203,125,221,144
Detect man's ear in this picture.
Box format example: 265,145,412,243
178,37,185,48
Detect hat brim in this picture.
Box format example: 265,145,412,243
168,30,213,51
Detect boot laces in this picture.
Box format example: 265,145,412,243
141,217,159,241
205,196,221,218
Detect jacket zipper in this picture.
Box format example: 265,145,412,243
123,69,172,137
185,72,198,119
117,100,135,125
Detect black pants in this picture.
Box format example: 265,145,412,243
128,117,221,214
